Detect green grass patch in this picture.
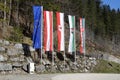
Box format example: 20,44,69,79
92,60,120,73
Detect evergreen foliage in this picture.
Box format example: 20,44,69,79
0,0,120,43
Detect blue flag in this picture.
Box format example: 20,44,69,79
33,6,43,49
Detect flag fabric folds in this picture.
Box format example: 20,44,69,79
80,18,85,54
56,12,65,51
43,11,53,51
33,6,43,49
68,15,76,53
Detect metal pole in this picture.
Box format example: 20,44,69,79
40,6,43,64
40,49,42,64
52,11,54,71
52,51,54,71
74,16,77,65
63,51,66,70
63,13,66,70
83,18,86,72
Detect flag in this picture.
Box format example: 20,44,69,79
80,18,85,54
56,12,64,51
68,15,76,53
33,6,43,49
43,11,53,51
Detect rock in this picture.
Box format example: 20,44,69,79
103,54,109,60
35,65,45,73
29,46,35,52
91,60,97,66
85,66,90,70
71,64,77,70
0,47,5,52
57,64,64,72
108,55,120,64
19,55,24,62
22,63,28,72
0,63,12,71
0,55,7,61
18,49,24,55
64,65,70,71
10,57,19,62
87,62,92,67
43,59,51,65
7,48,18,56
45,64,51,72
84,68,89,72
26,57,33,63
3,40,10,46
12,62,22,67
14,43,23,49
0,39,3,44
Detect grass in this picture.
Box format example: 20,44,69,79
92,60,120,73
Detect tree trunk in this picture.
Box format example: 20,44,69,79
4,0,6,27
17,0,19,26
8,0,12,26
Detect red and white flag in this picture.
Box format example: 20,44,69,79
56,12,64,51
43,11,53,51
80,18,85,54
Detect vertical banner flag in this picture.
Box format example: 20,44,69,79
56,12,65,51
68,15,76,53
80,18,85,54
33,6,43,49
43,11,53,51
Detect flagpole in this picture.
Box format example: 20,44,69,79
63,26,66,71
52,12,54,72
83,18,86,72
74,16,77,65
63,13,66,71
40,6,43,65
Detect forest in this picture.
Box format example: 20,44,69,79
0,0,120,48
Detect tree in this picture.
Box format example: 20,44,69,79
8,0,12,25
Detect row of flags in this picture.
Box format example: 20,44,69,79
33,6,85,54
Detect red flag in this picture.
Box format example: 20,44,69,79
43,11,53,51
56,12,64,51
80,18,85,54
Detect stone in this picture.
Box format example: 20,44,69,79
29,46,35,52
87,62,92,67
64,65,70,71
26,57,33,63
43,59,51,65
0,39,3,43
0,55,7,61
0,47,5,52
108,55,120,64
35,65,45,73
22,63,28,72
3,40,10,46
18,50,24,55
12,62,22,67
14,43,23,49
92,60,97,65
19,55,24,62
103,54,109,60
84,68,89,72
10,57,19,62
0,63,12,71
7,48,18,56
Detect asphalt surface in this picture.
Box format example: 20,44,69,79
0,73,120,80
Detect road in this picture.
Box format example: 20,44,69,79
0,73,120,80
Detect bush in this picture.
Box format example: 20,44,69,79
7,26,23,42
